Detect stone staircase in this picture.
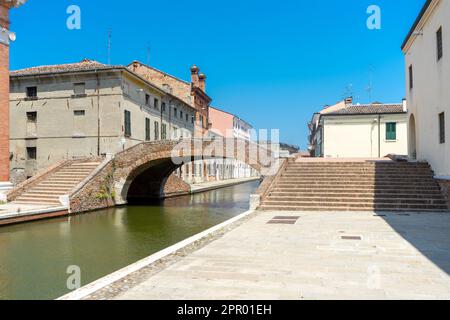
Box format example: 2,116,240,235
260,160,449,212
12,161,101,206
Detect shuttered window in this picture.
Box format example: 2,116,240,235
145,118,150,141
124,110,131,137
437,27,443,61
386,122,397,141
439,112,445,144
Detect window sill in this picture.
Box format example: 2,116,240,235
71,94,87,99
25,97,38,101
385,139,397,143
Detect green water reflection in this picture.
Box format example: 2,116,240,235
0,180,259,300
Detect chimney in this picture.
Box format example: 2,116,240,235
345,97,353,105
198,73,206,92
190,65,200,87
131,60,140,72
402,98,407,112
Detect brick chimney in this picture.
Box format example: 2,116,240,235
0,0,27,191
190,65,200,87
198,73,206,92
344,97,353,105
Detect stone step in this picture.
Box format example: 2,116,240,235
280,175,435,183
268,192,445,199
275,182,440,188
260,201,449,210
264,196,448,205
17,194,61,200
281,173,434,178
259,205,449,212
272,185,441,191
13,198,61,204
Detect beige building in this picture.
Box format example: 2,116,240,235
9,59,196,183
308,98,408,158
402,0,450,177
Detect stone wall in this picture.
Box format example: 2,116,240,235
162,174,191,198
436,179,450,209
0,5,10,182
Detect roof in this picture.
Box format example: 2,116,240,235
10,59,198,112
322,103,405,116
128,61,191,86
10,59,120,77
401,0,433,50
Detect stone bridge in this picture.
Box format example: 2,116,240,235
69,138,279,213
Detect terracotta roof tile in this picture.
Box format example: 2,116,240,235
324,103,405,115
10,59,120,77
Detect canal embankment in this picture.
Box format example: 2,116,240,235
0,181,260,300
0,177,260,227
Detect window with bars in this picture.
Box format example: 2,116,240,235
26,147,37,160
124,110,131,137
439,112,445,144
385,122,397,141
437,27,443,61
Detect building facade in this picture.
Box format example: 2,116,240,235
402,0,450,177
309,98,408,158
9,59,196,183
0,0,27,195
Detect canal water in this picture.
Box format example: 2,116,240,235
0,180,259,300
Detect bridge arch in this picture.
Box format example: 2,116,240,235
118,139,268,204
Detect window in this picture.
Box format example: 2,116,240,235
154,98,159,110
191,116,194,124
437,27,443,61
174,108,178,118
186,113,189,122
74,110,85,116
26,147,37,160
124,110,131,137
386,122,397,141
73,83,86,96
161,123,167,140
162,102,166,113
27,111,37,122
409,65,413,90
145,94,150,106
173,127,178,139
145,118,150,141
439,112,445,144
26,86,37,99
154,121,159,140
26,112,37,137
180,111,183,119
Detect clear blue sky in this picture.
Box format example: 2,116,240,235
10,0,425,148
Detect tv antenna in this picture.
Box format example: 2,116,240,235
107,29,112,65
366,65,374,101
146,42,151,65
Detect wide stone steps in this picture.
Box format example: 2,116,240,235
264,196,448,205
13,160,101,205
268,192,444,199
260,160,448,212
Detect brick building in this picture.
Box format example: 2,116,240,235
0,0,26,196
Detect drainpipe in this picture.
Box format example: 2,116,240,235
378,114,381,158
96,73,101,156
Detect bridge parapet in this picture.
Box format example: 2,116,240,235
69,138,281,213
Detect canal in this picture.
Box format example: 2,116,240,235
0,180,260,300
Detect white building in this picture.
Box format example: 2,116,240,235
309,98,408,158
402,0,450,177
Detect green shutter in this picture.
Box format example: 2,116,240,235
386,122,396,140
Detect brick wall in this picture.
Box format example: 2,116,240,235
0,4,10,182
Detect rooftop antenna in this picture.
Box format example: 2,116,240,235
146,42,151,65
107,29,112,65
366,65,374,101
343,83,353,100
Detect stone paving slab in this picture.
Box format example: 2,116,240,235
93,211,450,300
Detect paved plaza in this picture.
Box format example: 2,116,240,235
91,210,450,300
